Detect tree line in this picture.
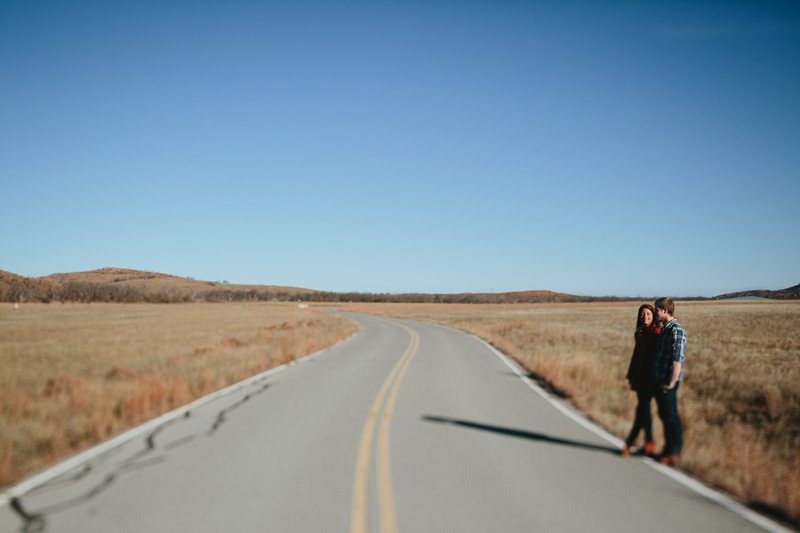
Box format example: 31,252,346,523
1,279,712,305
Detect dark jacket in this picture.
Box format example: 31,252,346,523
626,325,660,390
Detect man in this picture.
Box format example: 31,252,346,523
652,297,686,465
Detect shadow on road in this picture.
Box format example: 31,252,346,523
422,415,618,454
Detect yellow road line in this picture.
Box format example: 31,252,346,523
351,320,420,533
377,324,418,533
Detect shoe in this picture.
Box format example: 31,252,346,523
643,441,656,456
659,455,678,466
621,445,631,457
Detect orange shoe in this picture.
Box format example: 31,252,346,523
621,445,631,457
659,455,678,466
644,441,656,456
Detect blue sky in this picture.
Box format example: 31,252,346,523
1,1,798,297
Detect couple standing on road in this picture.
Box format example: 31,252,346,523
622,297,686,466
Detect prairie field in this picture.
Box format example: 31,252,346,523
345,300,800,526
0,302,357,489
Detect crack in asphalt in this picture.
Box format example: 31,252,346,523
9,380,272,532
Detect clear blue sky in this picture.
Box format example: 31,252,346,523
2,1,798,297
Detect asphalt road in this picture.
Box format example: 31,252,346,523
0,312,785,532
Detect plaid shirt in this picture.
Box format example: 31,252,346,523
652,318,686,383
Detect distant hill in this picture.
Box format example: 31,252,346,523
1,268,314,303
0,268,600,304
715,283,800,300
456,289,579,303
14,267,790,304
0,270,60,299
473,289,574,299
43,267,314,294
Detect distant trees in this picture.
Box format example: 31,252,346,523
0,280,311,304
1,278,713,305
288,291,653,304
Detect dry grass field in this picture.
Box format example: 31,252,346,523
0,302,357,489
345,300,800,526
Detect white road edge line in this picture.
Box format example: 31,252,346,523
0,330,359,509
474,335,795,533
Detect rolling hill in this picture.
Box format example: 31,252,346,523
2,268,586,304
715,283,800,300
5,267,796,304
1,268,314,303
42,267,314,294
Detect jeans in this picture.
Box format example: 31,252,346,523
654,383,683,456
626,388,654,445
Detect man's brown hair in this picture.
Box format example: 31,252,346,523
654,297,675,316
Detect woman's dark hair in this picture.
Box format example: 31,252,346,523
636,304,656,331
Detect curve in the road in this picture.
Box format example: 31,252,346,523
351,318,419,533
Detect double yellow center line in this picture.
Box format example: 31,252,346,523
351,320,420,533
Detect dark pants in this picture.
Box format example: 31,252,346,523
626,388,654,445
654,383,683,456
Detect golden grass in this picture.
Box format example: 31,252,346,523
0,302,357,489
344,300,800,526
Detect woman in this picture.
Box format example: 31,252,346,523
622,304,661,457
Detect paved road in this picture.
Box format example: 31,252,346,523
0,312,784,532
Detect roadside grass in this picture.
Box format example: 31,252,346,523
344,300,800,527
0,302,357,489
